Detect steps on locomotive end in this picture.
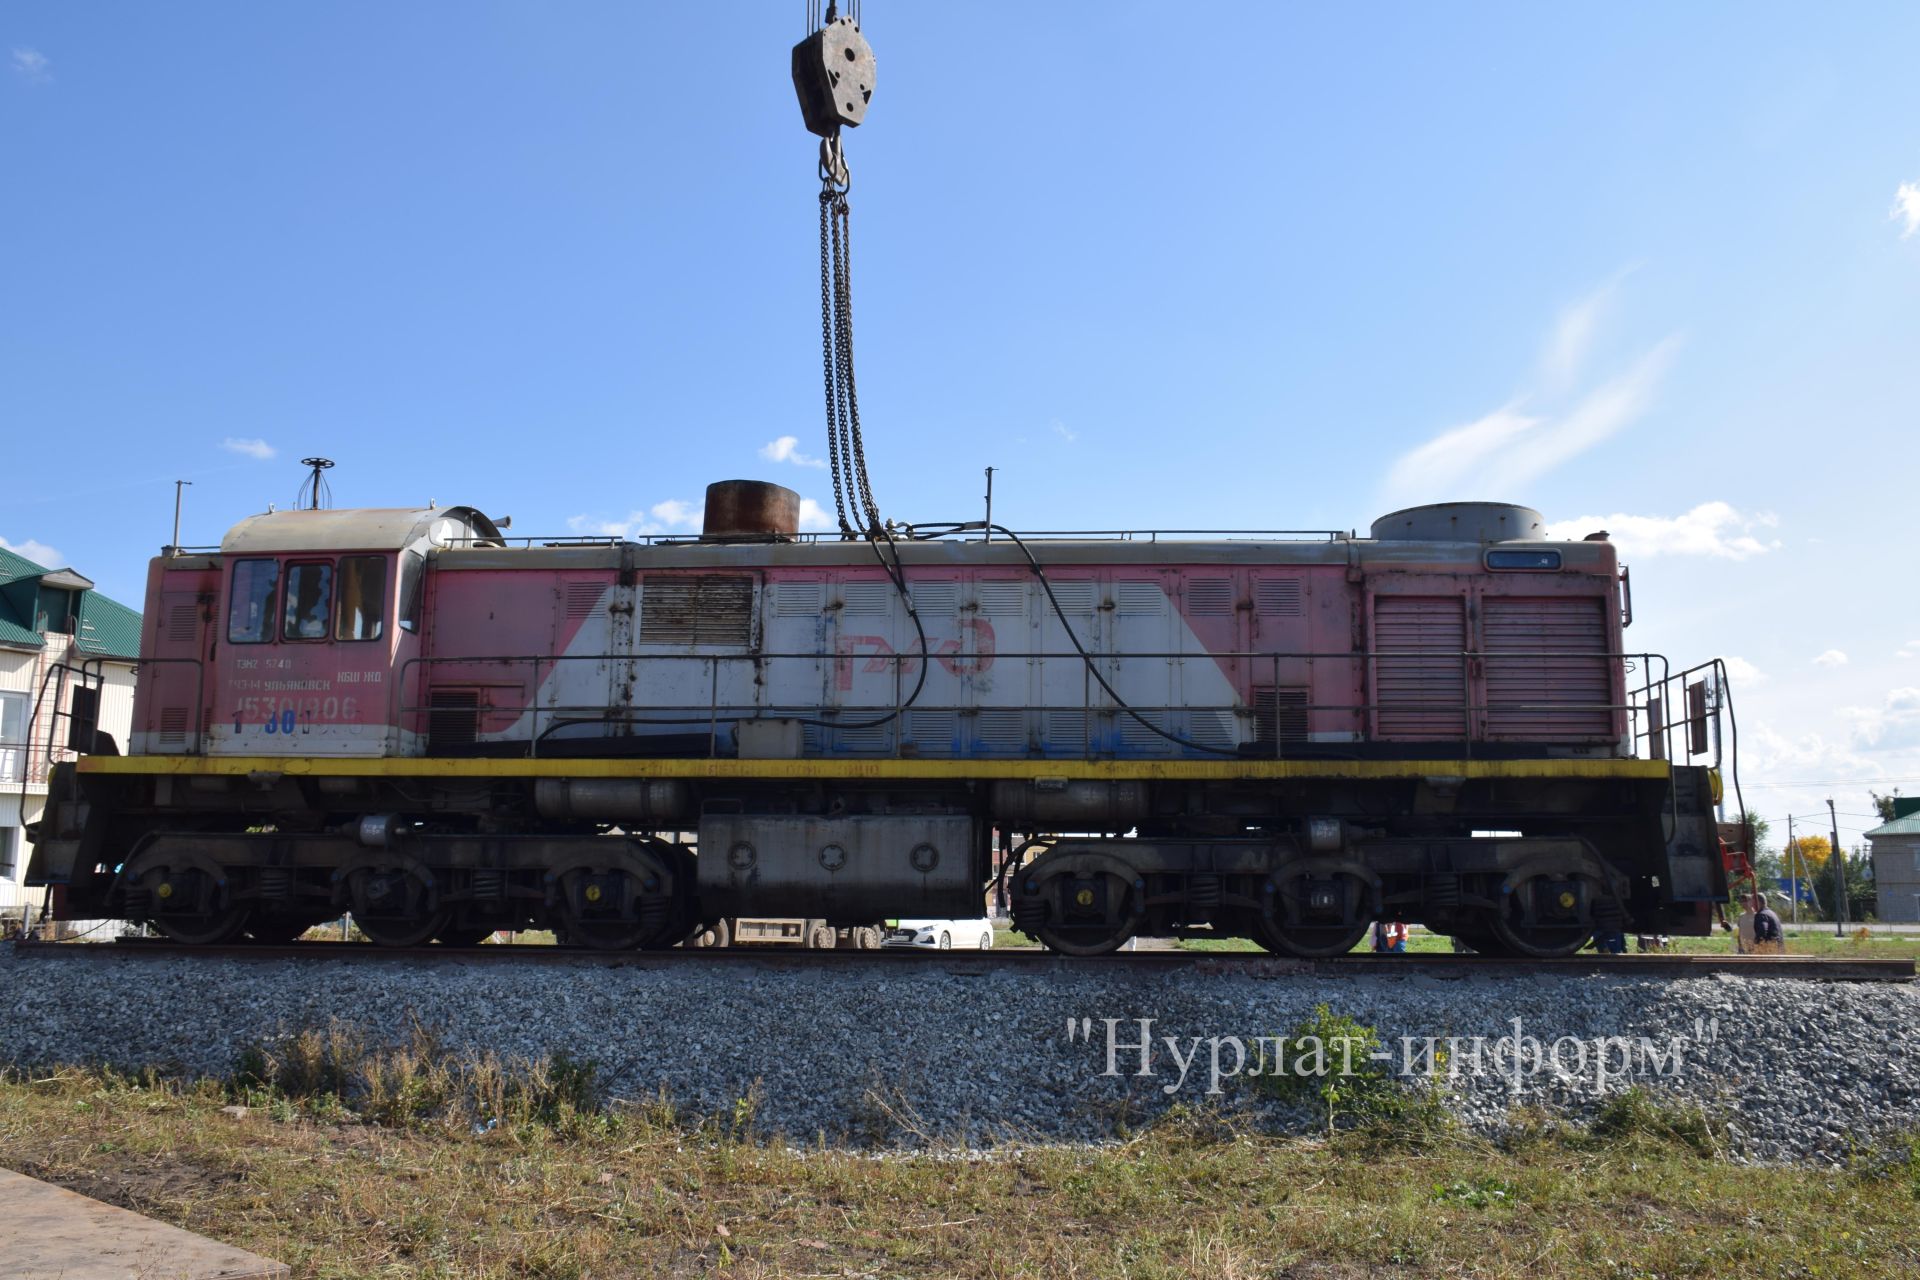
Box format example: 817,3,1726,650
13,939,1914,982
0,1166,288,1280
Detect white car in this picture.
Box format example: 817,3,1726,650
883,917,995,950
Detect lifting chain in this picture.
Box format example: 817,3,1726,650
796,4,879,538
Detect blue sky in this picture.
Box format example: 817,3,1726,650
4,2,1917,844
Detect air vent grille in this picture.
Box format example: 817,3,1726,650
640,575,755,645
158,706,190,747
1255,579,1304,616
1186,579,1233,616
166,603,199,644
563,582,603,619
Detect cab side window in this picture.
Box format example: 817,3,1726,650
335,555,388,641
282,561,334,641
227,558,281,643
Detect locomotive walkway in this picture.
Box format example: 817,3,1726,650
14,939,1913,982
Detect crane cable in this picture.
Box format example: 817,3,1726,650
818,146,879,538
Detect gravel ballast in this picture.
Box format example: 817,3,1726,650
4,948,1915,1163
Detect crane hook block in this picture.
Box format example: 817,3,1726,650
792,15,875,137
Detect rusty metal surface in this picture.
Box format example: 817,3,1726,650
14,940,1913,983
791,15,875,137
0,1167,288,1280
701,480,800,542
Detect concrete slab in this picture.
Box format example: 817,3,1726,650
0,1166,287,1280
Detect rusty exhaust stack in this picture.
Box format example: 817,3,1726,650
702,480,801,542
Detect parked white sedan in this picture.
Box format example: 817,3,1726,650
883,917,995,950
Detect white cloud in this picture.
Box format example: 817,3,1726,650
9,48,49,82
1722,656,1766,687
797,498,834,531
1540,273,1631,392
1383,280,1682,507
566,498,704,539
1893,181,1920,240
1050,420,1078,444
1842,687,1920,752
570,495,837,539
759,436,825,469
222,437,277,461
1812,649,1849,669
1542,502,1779,559
1897,640,1920,660
0,535,63,567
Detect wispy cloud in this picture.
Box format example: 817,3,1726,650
1722,656,1767,687
1539,270,1632,393
1050,420,1078,444
1897,640,1920,660
1812,649,1849,669
759,436,826,468
1893,181,1920,239
0,534,63,567
1542,502,1779,559
1383,276,1681,507
1843,687,1920,751
9,48,49,83
570,494,836,538
222,437,277,461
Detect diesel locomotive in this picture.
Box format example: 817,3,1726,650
26,487,1737,956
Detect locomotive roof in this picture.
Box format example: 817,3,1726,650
220,506,503,555
431,532,1618,574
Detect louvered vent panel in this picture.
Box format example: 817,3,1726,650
563,582,604,619
1373,597,1467,740
166,604,199,644
833,724,894,755
640,576,755,645
973,709,1028,753
908,582,959,616
1117,581,1163,614
1186,579,1234,616
158,706,190,747
977,581,1027,615
1252,686,1309,746
1255,579,1304,616
775,583,826,616
1482,597,1612,740
427,688,480,753
1045,710,1088,752
1186,709,1236,748
1119,709,1173,755
905,711,957,752
1045,581,1097,613
840,582,892,615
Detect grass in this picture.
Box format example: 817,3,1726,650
3,1034,1919,1278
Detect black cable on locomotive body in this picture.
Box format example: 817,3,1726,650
911,521,1243,757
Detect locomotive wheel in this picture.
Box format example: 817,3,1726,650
1255,869,1372,958
1486,876,1596,959
1026,867,1142,957
140,869,248,946
1251,915,1371,959
554,844,682,951
806,922,836,950
347,866,448,948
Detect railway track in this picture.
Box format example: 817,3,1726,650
11,938,1913,982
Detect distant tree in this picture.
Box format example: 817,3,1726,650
1785,834,1833,873
1741,810,1771,854
1871,789,1905,823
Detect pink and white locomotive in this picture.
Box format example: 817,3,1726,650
29,487,1735,955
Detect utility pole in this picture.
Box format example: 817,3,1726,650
983,467,996,543
170,480,192,553
1829,797,1846,936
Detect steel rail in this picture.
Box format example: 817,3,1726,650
12,940,1911,982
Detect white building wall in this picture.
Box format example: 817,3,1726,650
0,632,138,918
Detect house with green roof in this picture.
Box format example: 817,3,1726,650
0,543,143,919
1864,797,1920,924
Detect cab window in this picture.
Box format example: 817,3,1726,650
335,555,388,641
281,561,334,641
227,558,281,644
